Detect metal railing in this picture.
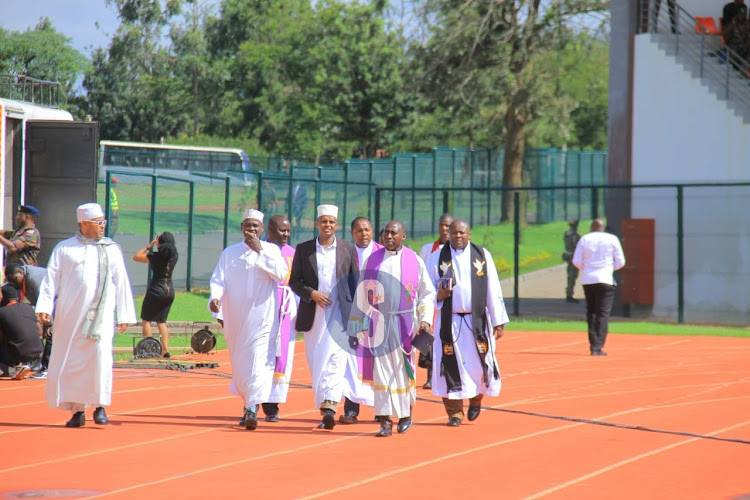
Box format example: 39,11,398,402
0,74,65,107
638,0,750,114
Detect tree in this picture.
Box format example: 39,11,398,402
0,18,89,112
84,0,192,141
415,0,609,221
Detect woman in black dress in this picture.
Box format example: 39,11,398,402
133,232,178,357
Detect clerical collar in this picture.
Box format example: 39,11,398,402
451,243,469,255
386,247,401,256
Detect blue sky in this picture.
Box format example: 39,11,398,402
1,0,120,55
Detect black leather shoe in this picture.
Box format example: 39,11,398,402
565,297,579,303
592,350,608,356
244,409,258,430
93,407,109,425
66,411,85,428
447,417,461,427
422,379,432,390
397,416,412,434
467,405,481,422
265,413,279,422
375,418,393,437
339,411,358,424
321,409,336,430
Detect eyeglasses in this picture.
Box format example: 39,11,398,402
86,220,108,226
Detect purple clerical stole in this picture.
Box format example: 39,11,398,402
357,246,420,384
274,244,295,377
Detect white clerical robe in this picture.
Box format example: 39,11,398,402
425,242,508,399
355,248,435,418
210,240,287,408
36,236,136,412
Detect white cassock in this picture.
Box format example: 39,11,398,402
209,240,288,408
36,236,136,412
355,248,435,418
425,242,508,399
419,240,442,263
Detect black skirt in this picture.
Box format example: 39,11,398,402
140,280,175,323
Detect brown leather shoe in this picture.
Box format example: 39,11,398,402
338,411,358,424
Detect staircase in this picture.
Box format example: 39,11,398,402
640,0,750,123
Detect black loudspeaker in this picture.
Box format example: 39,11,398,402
191,327,216,354
134,337,162,359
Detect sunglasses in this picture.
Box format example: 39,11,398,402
86,220,108,227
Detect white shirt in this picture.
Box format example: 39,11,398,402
572,231,626,285
356,241,375,268
316,236,338,296
419,240,442,263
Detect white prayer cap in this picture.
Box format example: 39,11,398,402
317,204,339,219
243,208,264,223
76,203,105,222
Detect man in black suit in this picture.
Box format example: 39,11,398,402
290,204,358,429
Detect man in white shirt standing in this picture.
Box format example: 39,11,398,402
572,219,626,356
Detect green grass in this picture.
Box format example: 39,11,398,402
406,220,587,278
148,292,750,338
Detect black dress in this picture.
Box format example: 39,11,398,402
140,250,178,323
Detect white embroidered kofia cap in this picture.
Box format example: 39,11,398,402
316,204,338,219
243,208,264,223
76,203,105,222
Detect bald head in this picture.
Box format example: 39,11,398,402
382,220,406,251
591,219,605,232
448,219,471,250
267,215,291,247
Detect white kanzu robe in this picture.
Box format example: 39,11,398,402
355,248,435,418
210,240,288,408
425,243,508,399
36,236,136,412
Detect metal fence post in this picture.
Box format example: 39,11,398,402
469,149,475,226
287,164,295,220
368,161,374,221
187,181,195,292
391,158,397,220
443,190,449,215
343,162,349,239
513,191,520,316
104,173,112,237
375,187,381,235
257,171,264,212
592,187,599,220
223,176,231,250
411,155,417,234
148,175,157,285
677,185,684,324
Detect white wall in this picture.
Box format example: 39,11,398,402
680,0,725,20
631,34,750,324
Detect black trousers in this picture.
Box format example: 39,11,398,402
344,397,359,416
583,283,615,352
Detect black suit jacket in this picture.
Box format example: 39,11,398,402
290,237,358,333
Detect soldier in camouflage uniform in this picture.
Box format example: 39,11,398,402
0,205,41,267
563,219,580,303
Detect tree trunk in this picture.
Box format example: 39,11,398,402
501,103,526,223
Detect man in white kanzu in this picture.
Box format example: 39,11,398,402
425,219,508,427
36,203,136,428
572,218,626,356
289,204,358,430
209,209,288,430
352,220,435,437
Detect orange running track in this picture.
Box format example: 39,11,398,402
1,331,749,500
